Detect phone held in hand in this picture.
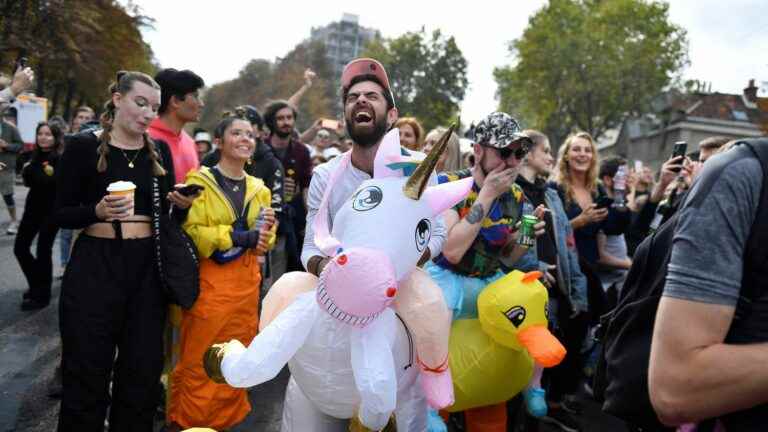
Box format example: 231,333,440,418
595,196,614,209
634,160,643,173
175,184,204,197
671,141,687,173
321,119,340,130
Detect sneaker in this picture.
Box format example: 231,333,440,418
21,298,49,311
523,387,548,418
561,394,583,415
6,221,18,235
427,409,448,432
541,407,581,432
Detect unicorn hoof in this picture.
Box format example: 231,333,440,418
203,343,228,384
420,366,454,409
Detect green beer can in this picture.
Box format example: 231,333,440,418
517,215,538,247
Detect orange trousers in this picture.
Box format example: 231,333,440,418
464,403,507,431
168,251,261,430
439,403,506,431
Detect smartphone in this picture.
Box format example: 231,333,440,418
671,141,687,172
16,57,28,70
672,141,687,159
321,119,340,130
634,160,643,173
175,184,204,196
595,196,614,209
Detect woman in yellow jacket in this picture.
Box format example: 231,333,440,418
167,114,276,431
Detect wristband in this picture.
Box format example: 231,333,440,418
308,255,327,276
231,230,259,248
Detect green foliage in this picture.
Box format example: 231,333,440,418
361,28,469,132
199,40,336,133
494,0,688,148
0,0,156,119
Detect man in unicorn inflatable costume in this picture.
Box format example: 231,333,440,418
203,58,472,431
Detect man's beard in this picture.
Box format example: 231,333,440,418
345,114,387,148
274,127,292,139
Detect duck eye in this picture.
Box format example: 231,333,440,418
502,305,526,328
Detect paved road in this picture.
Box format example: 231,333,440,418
0,184,285,432
0,182,629,431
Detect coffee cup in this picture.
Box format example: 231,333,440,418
106,181,137,217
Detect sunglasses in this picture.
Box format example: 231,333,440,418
495,138,531,160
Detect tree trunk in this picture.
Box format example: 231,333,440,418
35,62,44,96
75,94,85,110
62,79,76,122
50,83,61,117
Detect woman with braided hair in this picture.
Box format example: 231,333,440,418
54,71,198,431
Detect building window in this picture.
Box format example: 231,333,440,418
732,110,749,121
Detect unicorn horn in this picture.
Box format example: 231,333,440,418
403,122,456,200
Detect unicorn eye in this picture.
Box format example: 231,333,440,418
352,186,383,212
502,306,526,328
414,218,431,252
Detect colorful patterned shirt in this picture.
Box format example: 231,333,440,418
434,169,526,277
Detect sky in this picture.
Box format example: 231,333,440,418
136,0,768,125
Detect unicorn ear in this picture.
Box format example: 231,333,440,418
373,128,407,179
421,177,473,216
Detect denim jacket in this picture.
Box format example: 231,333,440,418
514,187,588,313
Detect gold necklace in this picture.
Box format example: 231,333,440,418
220,175,243,192
119,147,143,168
215,164,245,191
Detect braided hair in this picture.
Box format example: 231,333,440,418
97,71,166,176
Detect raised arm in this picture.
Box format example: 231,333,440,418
0,66,34,104
287,68,315,109
441,166,512,264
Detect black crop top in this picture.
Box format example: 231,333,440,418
55,132,176,229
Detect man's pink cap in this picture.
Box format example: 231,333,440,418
341,58,391,93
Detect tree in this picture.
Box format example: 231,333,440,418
0,0,155,119
361,29,469,132
199,40,336,133
494,0,688,149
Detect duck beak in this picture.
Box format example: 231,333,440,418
517,325,566,368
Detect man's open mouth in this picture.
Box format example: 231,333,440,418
354,110,374,125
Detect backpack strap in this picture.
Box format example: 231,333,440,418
717,138,768,432
151,176,166,290
734,139,768,305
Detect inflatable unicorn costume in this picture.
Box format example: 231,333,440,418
204,127,472,431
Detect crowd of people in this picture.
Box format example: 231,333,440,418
0,54,766,432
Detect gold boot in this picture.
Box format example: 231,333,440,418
203,342,230,384
348,414,396,432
